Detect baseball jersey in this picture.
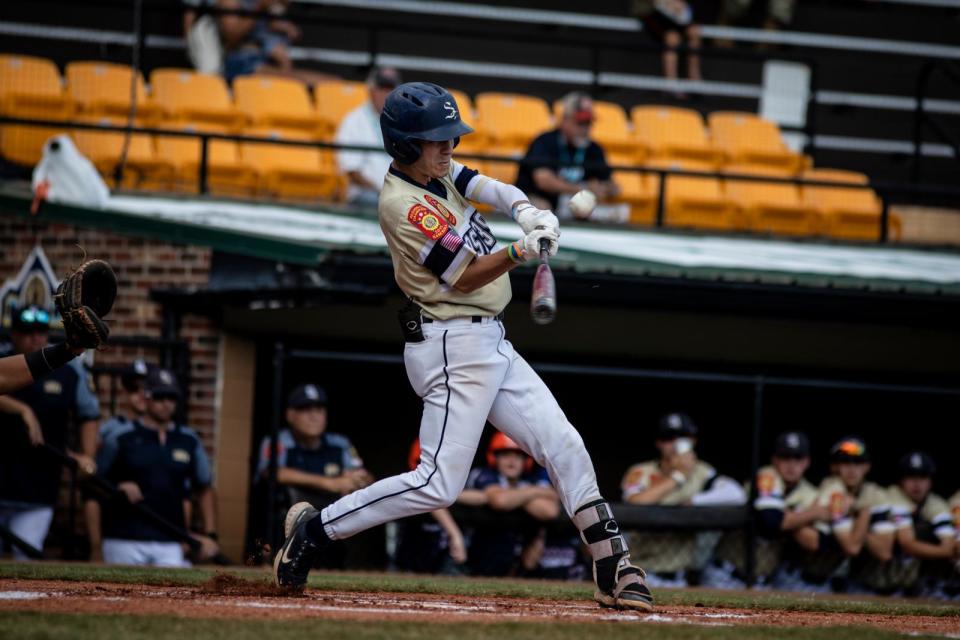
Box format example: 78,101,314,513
256,429,363,479
379,162,511,320
621,459,719,574
951,491,960,542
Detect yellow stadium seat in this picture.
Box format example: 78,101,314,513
65,61,160,122
709,112,804,173
725,163,820,236
233,75,316,132
609,153,656,225
553,99,638,157
72,116,173,190
632,105,722,166
448,89,474,122
241,127,343,200
154,122,256,196
475,92,552,149
447,88,486,157
0,125,69,167
647,158,740,231
477,147,524,186
0,54,71,119
150,68,244,130
314,80,368,139
801,168,901,241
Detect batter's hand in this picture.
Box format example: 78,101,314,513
515,203,559,237
522,228,558,260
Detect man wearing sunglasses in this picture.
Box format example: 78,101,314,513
0,305,100,559
0,305,90,396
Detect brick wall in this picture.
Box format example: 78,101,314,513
0,212,220,456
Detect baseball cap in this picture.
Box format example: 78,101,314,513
898,451,936,478
829,437,870,463
657,412,698,439
368,67,402,89
144,367,181,399
11,305,51,332
773,431,810,458
562,92,595,125
120,358,151,392
287,383,328,409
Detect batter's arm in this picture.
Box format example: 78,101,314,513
451,250,519,294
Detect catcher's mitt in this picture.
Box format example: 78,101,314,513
55,259,117,349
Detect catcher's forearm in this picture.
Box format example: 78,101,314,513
0,355,34,395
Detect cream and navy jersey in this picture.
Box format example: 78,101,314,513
886,485,955,540
951,491,960,542
813,477,892,535
753,465,818,537
378,161,511,320
621,459,719,505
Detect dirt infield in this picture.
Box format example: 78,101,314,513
0,576,958,636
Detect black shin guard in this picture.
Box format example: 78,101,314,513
574,499,627,593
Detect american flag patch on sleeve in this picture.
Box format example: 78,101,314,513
440,232,463,252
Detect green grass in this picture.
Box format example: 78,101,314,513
2,562,958,619
0,612,951,640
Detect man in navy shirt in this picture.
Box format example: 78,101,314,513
0,305,100,559
463,432,561,577
515,92,620,219
96,368,219,566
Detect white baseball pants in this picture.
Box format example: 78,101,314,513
321,317,602,540
0,505,54,559
102,538,189,567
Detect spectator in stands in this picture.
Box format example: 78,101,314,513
704,431,824,589
515,92,626,222
462,432,562,577
255,383,372,567
718,0,796,44
620,412,746,587
775,437,892,593
857,452,955,596
334,67,403,207
183,0,223,75
96,368,219,566
631,0,703,91
85,358,152,561
0,305,99,559
393,439,467,574
217,0,334,85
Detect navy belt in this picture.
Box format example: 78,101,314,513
422,311,504,324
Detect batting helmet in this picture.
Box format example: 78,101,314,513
486,432,533,472
380,82,473,164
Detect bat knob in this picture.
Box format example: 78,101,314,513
538,237,550,257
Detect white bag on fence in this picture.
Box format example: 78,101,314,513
32,135,110,209
187,14,224,75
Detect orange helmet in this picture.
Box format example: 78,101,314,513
408,438,421,471
486,432,533,472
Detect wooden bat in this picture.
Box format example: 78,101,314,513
530,238,556,325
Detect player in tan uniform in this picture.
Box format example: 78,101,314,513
621,413,746,587
274,82,653,611
780,437,892,592
705,431,822,589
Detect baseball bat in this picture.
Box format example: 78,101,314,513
530,238,556,325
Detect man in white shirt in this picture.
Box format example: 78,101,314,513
335,67,402,206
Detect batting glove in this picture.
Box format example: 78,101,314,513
521,228,559,260
515,202,560,237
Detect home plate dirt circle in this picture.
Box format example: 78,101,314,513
0,577,957,636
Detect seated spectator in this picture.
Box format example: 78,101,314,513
217,0,334,84
863,452,955,596
631,0,703,91
393,439,467,574
334,67,403,207
0,305,99,560
183,0,223,75
514,92,627,223
776,437,892,593
255,383,371,568
621,412,746,587
704,431,823,589
463,432,561,577
96,368,219,566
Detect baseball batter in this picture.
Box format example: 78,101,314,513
273,82,653,611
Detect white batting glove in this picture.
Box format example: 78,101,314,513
514,202,560,237
521,228,559,260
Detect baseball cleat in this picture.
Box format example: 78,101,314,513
594,562,654,612
273,501,320,591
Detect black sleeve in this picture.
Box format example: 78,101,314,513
756,509,786,538
522,133,557,171
454,165,479,197
585,142,612,181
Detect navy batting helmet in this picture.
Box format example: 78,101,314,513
380,82,473,164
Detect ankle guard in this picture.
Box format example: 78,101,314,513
573,499,628,592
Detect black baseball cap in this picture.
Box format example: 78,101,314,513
829,436,870,463
773,431,810,458
144,367,181,399
898,451,936,478
120,358,151,392
11,305,51,332
657,412,698,439
287,383,328,409
368,66,402,89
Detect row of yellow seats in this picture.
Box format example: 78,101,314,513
608,160,900,241
0,122,344,200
